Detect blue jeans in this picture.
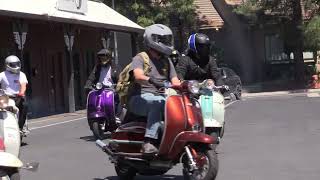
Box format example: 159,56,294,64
129,93,165,139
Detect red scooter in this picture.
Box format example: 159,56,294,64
96,81,219,180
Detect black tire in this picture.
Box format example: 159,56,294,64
115,162,136,180
234,84,242,100
220,124,225,138
8,168,20,180
92,121,104,140
183,149,219,180
206,128,220,144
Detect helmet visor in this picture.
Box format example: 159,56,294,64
151,34,173,47
197,44,210,57
8,62,21,69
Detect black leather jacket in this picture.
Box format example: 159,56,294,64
176,52,223,85
84,64,119,90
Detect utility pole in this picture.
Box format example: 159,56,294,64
112,0,119,66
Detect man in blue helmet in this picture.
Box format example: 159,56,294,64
176,33,223,85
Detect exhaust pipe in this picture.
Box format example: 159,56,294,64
96,140,114,156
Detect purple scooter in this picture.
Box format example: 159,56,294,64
87,82,120,139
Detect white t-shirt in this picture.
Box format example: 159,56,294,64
0,71,28,96
98,66,113,87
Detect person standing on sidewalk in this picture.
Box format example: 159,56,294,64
0,55,28,131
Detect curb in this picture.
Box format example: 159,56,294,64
242,88,320,97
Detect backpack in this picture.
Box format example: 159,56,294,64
116,52,152,106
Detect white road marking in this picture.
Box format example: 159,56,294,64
29,114,85,124
29,117,86,130
29,117,67,124
225,100,239,108
307,93,320,97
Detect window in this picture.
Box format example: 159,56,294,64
265,34,289,62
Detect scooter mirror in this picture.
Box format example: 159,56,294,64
22,162,39,172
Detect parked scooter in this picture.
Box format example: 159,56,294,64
96,81,219,180
87,82,121,140
0,90,38,179
198,80,236,143
0,147,39,180
0,149,39,180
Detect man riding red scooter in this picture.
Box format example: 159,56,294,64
96,24,219,180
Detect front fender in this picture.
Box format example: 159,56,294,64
0,152,23,168
168,131,216,159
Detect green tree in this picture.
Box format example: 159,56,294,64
103,0,196,51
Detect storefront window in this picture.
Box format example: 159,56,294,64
265,34,289,62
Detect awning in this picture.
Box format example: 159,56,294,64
194,0,224,30
0,0,144,33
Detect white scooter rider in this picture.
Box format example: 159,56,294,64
0,55,28,132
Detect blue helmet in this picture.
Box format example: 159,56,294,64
187,33,211,57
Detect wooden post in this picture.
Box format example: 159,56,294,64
64,25,75,113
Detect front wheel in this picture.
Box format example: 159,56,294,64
183,149,219,180
91,121,104,140
2,168,20,180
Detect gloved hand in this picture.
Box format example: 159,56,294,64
148,78,165,89
17,92,25,97
222,85,230,91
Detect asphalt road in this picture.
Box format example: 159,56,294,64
20,94,320,180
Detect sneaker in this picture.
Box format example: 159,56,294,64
141,142,158,154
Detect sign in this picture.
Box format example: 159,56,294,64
57,0,88,14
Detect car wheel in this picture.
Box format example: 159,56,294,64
234,84,242,100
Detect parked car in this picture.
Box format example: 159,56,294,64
219,67,242,99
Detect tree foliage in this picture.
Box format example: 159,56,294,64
103,0,196,28
102,0,196,50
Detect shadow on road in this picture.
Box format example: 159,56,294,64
80,135,96,142
80,133,112,142
94,175,183,180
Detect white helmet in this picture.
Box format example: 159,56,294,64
143,24,174,56
5,55,21,74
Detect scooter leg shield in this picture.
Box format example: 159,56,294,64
167,132,216,158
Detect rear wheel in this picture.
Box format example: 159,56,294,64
183,149,218,180
206,128,221,144
115,162,136,180
92,121,104,140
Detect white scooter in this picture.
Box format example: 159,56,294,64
0,90,38,179
198,80,236,143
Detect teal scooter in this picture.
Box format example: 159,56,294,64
198,80,235,143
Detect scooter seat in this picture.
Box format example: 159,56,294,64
116,122,146,133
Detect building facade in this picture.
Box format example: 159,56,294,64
0,0,143,117
194,0,316,85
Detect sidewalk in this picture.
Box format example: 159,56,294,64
242,79,320,97
29,110,86,121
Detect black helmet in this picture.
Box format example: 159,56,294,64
97,49,112,66
188,33,210,58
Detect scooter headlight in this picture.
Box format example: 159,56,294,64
0,95,9,109
96,83,103,90
203,79,214,90
187,81,200,94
